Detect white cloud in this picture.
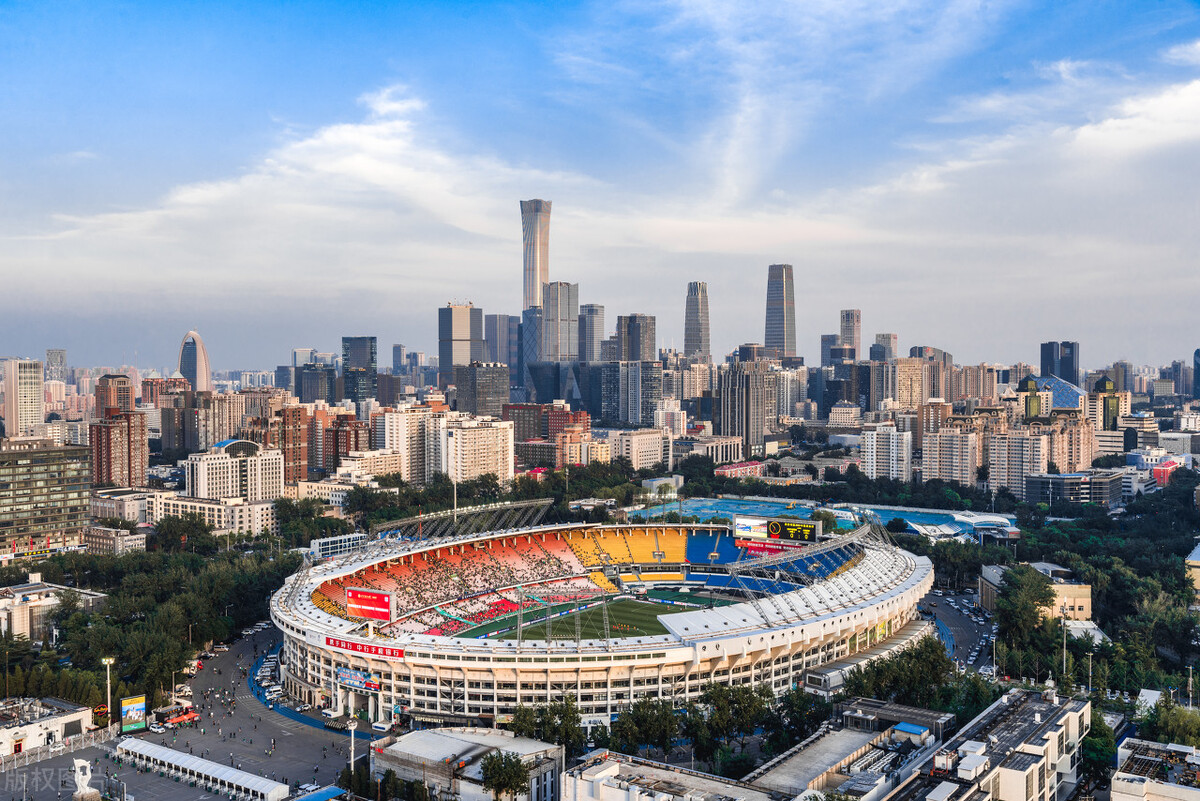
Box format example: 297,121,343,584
1163,39,1200,66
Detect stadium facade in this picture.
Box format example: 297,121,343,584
270,521,933,730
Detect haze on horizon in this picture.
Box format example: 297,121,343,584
2,0,1200,372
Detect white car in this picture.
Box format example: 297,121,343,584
148,724,166,734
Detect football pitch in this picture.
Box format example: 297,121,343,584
494,598,671,640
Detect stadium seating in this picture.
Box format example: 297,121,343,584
656,529,688,563
589,571,619,593
593,531,634,564
686,532,719,564
626,531,658,564
567,533,606,567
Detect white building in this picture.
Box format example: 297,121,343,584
83,525,146,555
371,727,563,801
605,428,672,471
148,492,278,537
565,751,777,801
653,398,688,437
429,416,515,484
862,424,913,481
2,358,45,437
829,400,863,427
183,440,284,503
337,448,407,479
372,405,432,483
0,573,107,641
0,698,94,756
91,487,154,523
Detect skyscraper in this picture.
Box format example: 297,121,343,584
44,349,67,383
438,303,485,386
820,334,839,368
1194,348,1200,399
178,330,213,392
90,410,147,488
1040,340,1080,386
578,304,605,362
484,314,519,366
717,360,770,457
683,281,711,363
839,309,861,360
874,333,899,361
392,344,406,374
292,348,316,368
341,336,377,400
2,359,45,437
540,282,579,362
615,314,657,362
764,264,796,358
520,199,551,311
455,362,510,418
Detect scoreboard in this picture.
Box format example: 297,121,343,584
733,516,822,554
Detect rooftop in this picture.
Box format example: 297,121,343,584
1116,739,1200,788
569,751,788,801
751,727,876,794
0,697,88,728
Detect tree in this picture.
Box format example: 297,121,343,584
811,510,838,533
1080,707,1115,785
995,565,1055,650
509,703,538,739
480,751,530,801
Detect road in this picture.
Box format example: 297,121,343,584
923,590,997,674
7,624,355,800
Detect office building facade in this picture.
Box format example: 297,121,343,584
764,264,796,357
341,336,377,399
44,349,67,384
578,304,605,363
184,440,284,502
178,330,213,392
839,309,861,360
1040,340,1080,386
615,314,656,362
683,281,711,362
540,281,579,362
438,303,484,386
455,362,510,418
0,439,90,560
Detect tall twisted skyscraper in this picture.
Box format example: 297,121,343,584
764,264,796,357
178,330,213,392
520,199,551,311
684,281,711,362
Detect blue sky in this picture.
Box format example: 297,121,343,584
3,0,1200,372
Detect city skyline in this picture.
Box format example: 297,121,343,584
3,2,1200,368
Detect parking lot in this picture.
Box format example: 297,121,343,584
7,624,356,800
924,589,998,676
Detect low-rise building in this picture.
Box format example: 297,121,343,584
0,573,107,641
147,492,278,537
83,525,147,556
566,750,778,801
978,563,1092,620
1112,738,1200,801
672,435,743,465
715,461,766,479
1024,469,1125,509
90,487,154,523
0,697,93,756
370,727,563,801
884,688,1090,801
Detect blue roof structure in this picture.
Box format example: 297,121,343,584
1033,375,1086,409
293,788,346,801
895,722,929,735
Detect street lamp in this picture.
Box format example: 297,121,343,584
101,657,114,731
347,718,358,776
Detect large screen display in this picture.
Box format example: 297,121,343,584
120,695,147,733
345,588,393,621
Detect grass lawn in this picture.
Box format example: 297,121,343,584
492,598,671,640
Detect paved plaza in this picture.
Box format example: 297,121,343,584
3,625,360,800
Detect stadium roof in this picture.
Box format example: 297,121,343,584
117,737,289,799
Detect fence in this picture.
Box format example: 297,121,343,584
0,725,117,773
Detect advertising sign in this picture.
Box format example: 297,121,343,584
324,636,405,660
733,516,821,551
120,695,147,733
345,588,393,622
337,666,381,692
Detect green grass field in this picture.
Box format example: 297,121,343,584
493,598,670,640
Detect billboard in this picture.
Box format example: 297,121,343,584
336,666,381,692
346,588,393,622
120,695,147,733
733,515,821,546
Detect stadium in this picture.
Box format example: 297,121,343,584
269,505,934,731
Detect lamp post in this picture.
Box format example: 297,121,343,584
1060,604,1067,685
101,657,114,731
347,718,358,776
1088,650,1093,698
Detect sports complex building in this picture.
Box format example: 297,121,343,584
269,503,934,731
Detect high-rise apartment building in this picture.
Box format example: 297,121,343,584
893,358,930,410
615,314,656,362
917,398,952,451
438,303,485,386
861,424,912,481
764,264,796,357
178,330,213,392
988,431,1049,500
922,429,979,486
95,374,135,415
600,362,663,426
684,282,711,363
428,416,515,484
44,349,67,384
0,438,90,559
1040,340,1080,386
455,362,510,418
184,440,284,502
3,358,45,437
341,336,377,400
540,282,579,362
520,199,551,311
89,409,148,488
839,309,861,360
578,304,605,363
